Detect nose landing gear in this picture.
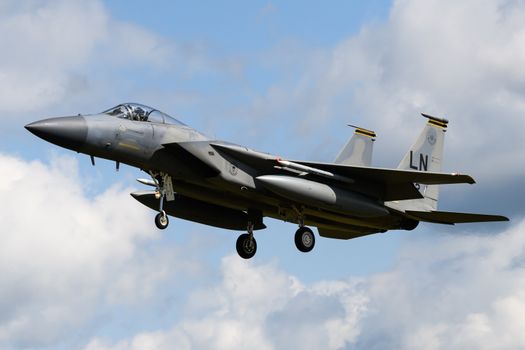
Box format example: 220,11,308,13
149,171,174,230
155,211,169,230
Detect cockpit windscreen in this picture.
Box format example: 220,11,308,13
102,103,185,125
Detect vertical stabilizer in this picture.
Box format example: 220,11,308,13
394,114,448,211
334,125,376,166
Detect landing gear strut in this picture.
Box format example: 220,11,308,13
236,222,257,259
150,171,173,230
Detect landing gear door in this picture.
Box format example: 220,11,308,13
163,174,175,201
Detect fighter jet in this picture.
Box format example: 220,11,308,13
25,103,508,259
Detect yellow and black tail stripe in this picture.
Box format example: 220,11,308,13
427,119,448,128
421,113,448,129
355,128,377,138
347,124,377,138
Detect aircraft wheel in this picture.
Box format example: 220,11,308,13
236,233,257,259
155,211,169,230
295,227,315,253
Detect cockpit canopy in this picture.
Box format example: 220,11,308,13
102,103,185,125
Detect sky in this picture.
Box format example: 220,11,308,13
0,0,524,349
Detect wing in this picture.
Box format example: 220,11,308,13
292,160,475,201
210,143,474,201
294,160,474,185
405,210,509,224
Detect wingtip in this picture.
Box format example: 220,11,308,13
486,215,510,222
452,173,476,184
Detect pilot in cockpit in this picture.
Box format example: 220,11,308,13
131,106,146,121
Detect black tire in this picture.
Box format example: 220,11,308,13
155,212,169,230
236,233,257,259
295,227,315,252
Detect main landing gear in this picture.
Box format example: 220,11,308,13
295,226,315,253
294,214,315,253
236,223,257,259
234,214,316,259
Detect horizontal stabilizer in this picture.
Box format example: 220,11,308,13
406,210,509,225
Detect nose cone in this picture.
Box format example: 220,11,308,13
25,116,87,151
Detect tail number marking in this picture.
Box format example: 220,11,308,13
409,151,428,171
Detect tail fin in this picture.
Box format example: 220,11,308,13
396,113,448,211
334,125,376,166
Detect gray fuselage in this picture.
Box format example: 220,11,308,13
66,112,408,236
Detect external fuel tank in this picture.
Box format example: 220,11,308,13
256,175,388,218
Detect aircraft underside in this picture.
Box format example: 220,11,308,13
130,175,413,258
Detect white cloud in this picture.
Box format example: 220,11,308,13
239,0,525,181
0,0,228,116
0,0,108,113
83,256,366,350
0,153,192,348
354,222,525,349
82,219,525,350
